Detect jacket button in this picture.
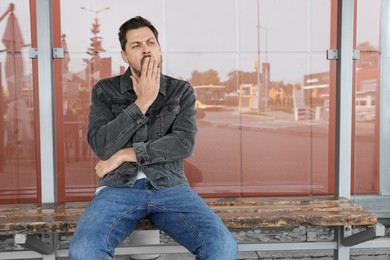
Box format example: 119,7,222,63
140,159,145,164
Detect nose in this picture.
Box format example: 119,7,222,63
142,44,151,55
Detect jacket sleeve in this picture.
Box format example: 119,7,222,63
132,84,197,165
87,84,148,160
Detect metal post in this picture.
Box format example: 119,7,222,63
335,227,350,260
36,0,57,203
380,0,390,195
334,0,355,258
335,0,354,200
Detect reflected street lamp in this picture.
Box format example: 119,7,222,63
80,6,110,19
80,6,110,85
256,0,261,112
256,0,269,113
80,6,110,56
259,26,268,112
259,26,268,63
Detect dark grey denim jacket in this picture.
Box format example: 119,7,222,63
87,68,197,189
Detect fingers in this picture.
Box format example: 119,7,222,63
141,57,160,79
95,161,104,178
140,57,150,77
147,57,154,77
156,67,161,81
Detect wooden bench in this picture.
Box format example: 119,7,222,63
0,196,384,260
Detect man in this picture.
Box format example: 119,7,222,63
69,16,238,260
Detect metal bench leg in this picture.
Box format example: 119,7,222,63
14,233,57,256
334,226,350,260
341,223,385,246
126,230,160,260
42,253,56,260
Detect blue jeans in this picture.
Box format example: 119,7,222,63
69,179,238,260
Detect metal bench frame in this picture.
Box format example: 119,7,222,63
0,224,386,260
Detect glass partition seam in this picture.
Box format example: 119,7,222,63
236,0,243,196
380,0,390,195
30,0,41,203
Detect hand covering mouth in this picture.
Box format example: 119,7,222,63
141,55,152,67
133,55,152,77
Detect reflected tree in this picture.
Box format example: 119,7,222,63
357,42,379,68
188,69,220,86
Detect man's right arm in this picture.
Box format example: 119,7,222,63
94,147,137,177
87,84,148,160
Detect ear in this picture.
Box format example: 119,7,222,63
121,51,128,64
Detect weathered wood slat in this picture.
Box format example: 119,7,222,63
0,205,366,218
0,197,377,235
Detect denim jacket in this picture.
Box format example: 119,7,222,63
87,68,197,189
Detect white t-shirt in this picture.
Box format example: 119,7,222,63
95,170,147,194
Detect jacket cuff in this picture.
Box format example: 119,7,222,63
133,142,150,165
124,103,148,126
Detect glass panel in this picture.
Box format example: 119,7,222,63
240,0,332,195
377,0,390,220
353,0,380,195
168,53,241,196
380,1,390,198
58,0,165,200
0,1,38,203
57,0,334,200
165,0,237,52
354,0,389,219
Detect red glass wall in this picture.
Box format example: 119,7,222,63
0,0,39,203
352,0,381,194
0,0,381,204
54,0,340,200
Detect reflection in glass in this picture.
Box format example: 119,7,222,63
57,0,336,199
58,7,112,199
0,2,37,203
353,0,381,195
56,0,382,199
4,0,384,203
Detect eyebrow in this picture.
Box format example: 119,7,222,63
129,37,156,46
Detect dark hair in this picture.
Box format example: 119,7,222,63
118,16,159,51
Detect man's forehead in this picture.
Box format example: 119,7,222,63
127,27,156,43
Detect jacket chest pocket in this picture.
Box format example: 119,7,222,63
155,102,180,135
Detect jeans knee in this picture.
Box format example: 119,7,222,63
69,239,88,260
198,232,238,260
224,234,238,258
68,242,82,260
69,235,113,260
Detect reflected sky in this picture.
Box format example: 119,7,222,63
0,0,381,86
